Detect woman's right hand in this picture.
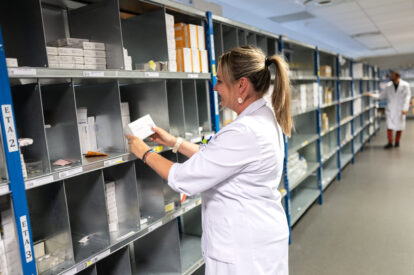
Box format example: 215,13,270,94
150,126,177,147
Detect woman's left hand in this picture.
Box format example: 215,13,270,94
125,135,150,159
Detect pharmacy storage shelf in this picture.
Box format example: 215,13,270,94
340,153,353,169
321,100,339,109
289,162,320,191
322,168,339,190
322,147,339,164
288,134,319,155
321,124,339,137
290,179,320,226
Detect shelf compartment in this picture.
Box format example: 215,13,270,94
64,170,110,262
322,142,338,163
195,80,212,132
247,31,257,46
96,247,132,275
75,81,125,154
182,80,200,136
288,134,319,155
27,182,75,274
102,162,141,245
78,265,97,275
161,151,181,211
322,167,339,190
222,24,238,53
290,176,320,226
237,29,247,46
256,34,267,53
289,162,319,191
213,23,224,62
339,80,352,99
11,83,51,177
41,83,82,172
135,159,166,222
340,153,353,169
131,219,182,274
0,0,123,68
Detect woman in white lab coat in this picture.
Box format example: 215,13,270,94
368,71,411,148
126,46,292,274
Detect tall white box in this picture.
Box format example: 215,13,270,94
197,25,205,49
200,50,209,73
87,117,98,151
192,49,201,73
177,48,192,73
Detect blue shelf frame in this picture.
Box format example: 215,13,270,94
0,27,37,275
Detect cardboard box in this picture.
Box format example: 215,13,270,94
320,65,332,77
165,13,174,28
82,42,105,50
87,117,98,151
6,58,18,68
200,50,208,73
46,46,58,55
75,64,85,69
49,38,88,47
84,57,106,65
175,23,198,49
197,25,205,49
58,56,84,64
192,49,201,73
47,55,58,64
59,63,76,69
48,62,59,68
168,60,177,72
168,49,176,61
167,39,176,50
177,48,192,73
83,50,106,58
58,47,84,56
84,64,106,70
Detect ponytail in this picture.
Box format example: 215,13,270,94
268,55,293,137
219,46,293,136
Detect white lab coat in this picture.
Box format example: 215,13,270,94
168,98,289,275
378,80,411,131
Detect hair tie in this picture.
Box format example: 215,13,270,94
265,57,272,67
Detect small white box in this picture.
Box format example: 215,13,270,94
165,13,174,27
75,64,85,69
48,62,59,68
84,57,106,65
121,102,130,116
109,222,119,232
46,46,58,55
59,63,76,69
34,242,45,259
57,47,72,56
58,56,84,64
83,50,106,58
191,49,200,73
77,108,88,123
168,60,177,72
82,42,105,50
71,48,84,56
78,123,89,154
88,117,98,151
47,55,58,63
124,114,156,140
168,49,176,61
177,48,192,73
200,50,209,73
84,64,106,70
167,39,176,50
197,25,205,50
166,28,175,41
6,58,18,68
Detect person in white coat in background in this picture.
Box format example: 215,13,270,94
367,71,411,149
126,45,292,275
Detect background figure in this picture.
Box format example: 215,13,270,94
368,71,411,148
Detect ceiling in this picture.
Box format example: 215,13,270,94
180,0,414,60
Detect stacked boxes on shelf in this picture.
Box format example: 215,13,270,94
0,210,22,275
105,182,119,232
166,14,177,72
324,87,334,105
291,83,319,114
47,38,107,69
175,22,208,73
320,65,332,77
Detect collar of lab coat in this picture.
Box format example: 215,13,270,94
237,98,267,119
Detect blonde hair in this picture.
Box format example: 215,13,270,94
218,46,293,137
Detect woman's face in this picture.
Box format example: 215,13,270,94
214,66,237,110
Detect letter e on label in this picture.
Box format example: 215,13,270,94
1,105,18,152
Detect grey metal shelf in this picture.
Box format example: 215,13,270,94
292,106,319,117
355,142,362,153
339,77,352,81
291,188,320,226
322,168,339,190
57,198,202,275
288,134,319,155
341,136,353,148
321,124,339,137
180,235,203,275
340,116,353,126
340,153,353,169
289,76,318,81
289,162,320,191
8,67,211,80
319,76,337,81
322,147,338,164
341,97,354,103
321,101,339,109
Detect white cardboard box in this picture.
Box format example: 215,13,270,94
59,63,76,69
84,64,106,70
83,50,106,58
47,55,59,64
192,49,201,73
82,42,105,51
200,50,208,73
58,56,84,64
197,25,205,49
6,58,18,68
84,57,106,65
48,62,59,68
58,47,84,56
124,114,156,140
177,48,192,73
168,60,177,72
46,46,58,56
121,102,130,116
87,117,98,151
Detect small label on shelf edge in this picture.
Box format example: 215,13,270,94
148,221,163,232
8,68,37,76
144,72,160,78
58,167,83,179
104,157,123,167
25,175,54,189
83,71,104,77
0,185,9,195
188,73,199,78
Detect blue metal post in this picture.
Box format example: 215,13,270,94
204,12,220,132
282,134,292,244
0,27,37,275
367,66,371,142
336,56,341,180
360,79,364,151
315,47,323,204
350,60,355,164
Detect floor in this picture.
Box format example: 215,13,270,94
289,120,414,275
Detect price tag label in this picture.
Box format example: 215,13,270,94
0,185,9,196
188,74,199,78
301,140,309,147
83,71,104,77
8,68,37,76
25,175,54,189
104,157,123,167
148,221,163,232
144,72,160,78
59,167,83,179
1,105,18,153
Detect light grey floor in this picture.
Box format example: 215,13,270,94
289,120,414,275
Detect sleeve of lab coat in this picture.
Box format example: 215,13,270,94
167,124,260,196
402,85,411,111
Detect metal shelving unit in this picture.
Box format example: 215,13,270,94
0,1,384,273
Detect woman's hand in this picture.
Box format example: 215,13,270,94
125,135,150,159
149,126,177,147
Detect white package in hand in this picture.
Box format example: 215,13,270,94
125,114,156,140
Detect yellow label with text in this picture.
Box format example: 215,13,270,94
165,202,175,212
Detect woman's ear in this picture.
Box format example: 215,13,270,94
239,77,249,93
